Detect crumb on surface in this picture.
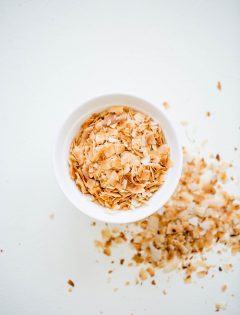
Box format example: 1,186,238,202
67,279,75,287
49,213,55,220
222,264,233,272
120,258,125,265
163,101,170,109
103,248,111,256
221,284,227,292
196,271,208,278
217,81,222,91
206,111,211,117
162,289,167,295
151,280,156,285
215,304,221,312
180,121,188,126
146,267,155,277
139,268,148,281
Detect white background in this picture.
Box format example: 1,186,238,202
0,0,240,314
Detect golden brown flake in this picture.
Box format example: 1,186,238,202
120,258,125,265
146,267,155,277
67,279,75,287
217,81,222,91
215,304,221,312
139,268,148,281
49,213,55,220
163,102,170,109
103,248,111,256
196,271,208,278
69,106,170,210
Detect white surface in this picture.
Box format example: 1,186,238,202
0,0,240,314
54,93,182,223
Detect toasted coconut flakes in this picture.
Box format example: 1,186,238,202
69,106,170,210
206,112,211,117
221,284,227,292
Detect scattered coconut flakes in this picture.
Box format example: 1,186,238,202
69,106,170,210
217,81,222,91
221,284,227,292
95,149,240,282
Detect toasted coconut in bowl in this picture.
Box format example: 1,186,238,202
54,94,182,223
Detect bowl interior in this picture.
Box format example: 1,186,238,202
54,94,182,224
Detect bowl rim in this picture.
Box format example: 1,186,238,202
53,93,183,224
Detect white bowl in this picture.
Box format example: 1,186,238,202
54,94,182,224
